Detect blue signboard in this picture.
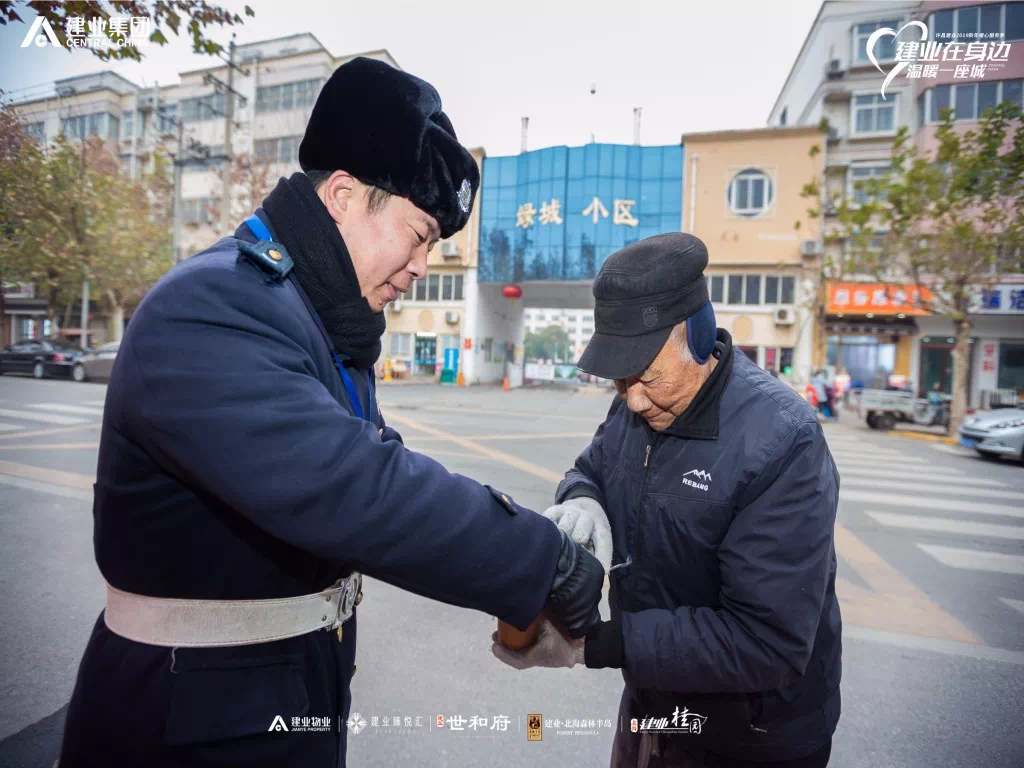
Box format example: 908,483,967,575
478,143,683,283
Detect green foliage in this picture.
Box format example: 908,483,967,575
0,0,253,62
524,325,572,362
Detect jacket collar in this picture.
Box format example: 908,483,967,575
656,329,734,440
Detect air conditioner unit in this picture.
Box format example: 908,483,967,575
826,127,840,144
440,241,460,259
445,311,460,324
773,307,797,325
827,58,846,79
391,300,404,313
801,239,822,257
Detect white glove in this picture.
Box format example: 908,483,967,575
543,496,612,573
491,619,585,670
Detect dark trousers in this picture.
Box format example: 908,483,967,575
610,688,832,768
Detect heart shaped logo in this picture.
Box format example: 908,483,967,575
867,20,928,100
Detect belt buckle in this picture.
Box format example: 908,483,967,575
335,573,362,642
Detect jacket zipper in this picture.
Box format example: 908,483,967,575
631,428,658,612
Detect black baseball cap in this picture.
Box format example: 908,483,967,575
576,233,710,380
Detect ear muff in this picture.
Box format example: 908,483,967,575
686,300,717,364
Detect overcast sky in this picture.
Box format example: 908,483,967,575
0,0,823,155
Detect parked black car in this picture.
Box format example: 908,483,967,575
0,338,89,379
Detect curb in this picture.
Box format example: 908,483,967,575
889,429,958,445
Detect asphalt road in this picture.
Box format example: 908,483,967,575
0,373,1022,767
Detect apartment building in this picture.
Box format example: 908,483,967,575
9,35,479,367
768,0,1024,400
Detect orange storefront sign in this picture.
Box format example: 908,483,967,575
827,283,932,315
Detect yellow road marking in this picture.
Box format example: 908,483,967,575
385,412,565,484
0,423,101,442
834,523,980,644
402,432,594,443
0,460,94,491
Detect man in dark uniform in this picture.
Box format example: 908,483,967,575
59,57,604,767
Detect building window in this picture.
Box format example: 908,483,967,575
122,110,135,139
182,197,220,224
157,103,177,134
710,275,724,303
765,276,779,304
427,274,440,301
442,275,455,300
482,337,493,363
745,275,761,305
414,280,426,301
998,342,1024,392
26,122,45,142
727,275,743,304
61,112,117,140
852,93,895,135
454,275,464,301
254,135,302,164
854,20,900,63
256,78,323,113
779,107,788,126
181,92,227,123
389,332,411,357
438,334,460,356
930,3,1024,43
727,169,774,218
849,166,890,205
923,79,1023,125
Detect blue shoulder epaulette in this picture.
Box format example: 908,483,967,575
238,214,293,281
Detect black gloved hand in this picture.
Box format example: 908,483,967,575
544,529,605,639
378,426,404,445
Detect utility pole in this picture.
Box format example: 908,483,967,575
220,36,236,234
79,276,89,350
172,118,185,263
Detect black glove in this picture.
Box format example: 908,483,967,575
544,529,604,639
378,426,404,445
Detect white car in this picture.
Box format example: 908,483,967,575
958,405,1024,462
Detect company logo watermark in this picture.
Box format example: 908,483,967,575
20,15,151,51
867,21,1013,100
268,715,333,733
635,707,707,735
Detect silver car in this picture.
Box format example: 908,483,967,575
72,342,120,382
958,404,1024,462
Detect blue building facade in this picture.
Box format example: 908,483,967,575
477,143,684,284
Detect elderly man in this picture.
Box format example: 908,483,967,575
60,58,604,767
493,233,841,768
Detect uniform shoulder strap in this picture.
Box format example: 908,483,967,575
238,214,293,281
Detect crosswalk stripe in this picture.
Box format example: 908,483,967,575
999,598,1024,617
867,511,1024,540
841,490,1024,519
834,455,931,467
0,423,20,433
0,408,86,426
917,544,1024,576
846,479,1022,501
26,403,103,417
839,467,995,484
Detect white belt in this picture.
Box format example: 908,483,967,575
103,573,362,648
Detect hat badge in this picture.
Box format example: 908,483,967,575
642,306,658,328
457,179,472,214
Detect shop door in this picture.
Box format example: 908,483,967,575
414,335,437,376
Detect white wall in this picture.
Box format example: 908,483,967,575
463,279,525,385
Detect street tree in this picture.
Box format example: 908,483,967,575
798,105,1024,435
0,0,253,62
230,151,275,221
525,324,572,362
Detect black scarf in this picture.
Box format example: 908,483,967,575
262,173,385,369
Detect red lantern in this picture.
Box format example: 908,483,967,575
502,284,522,299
